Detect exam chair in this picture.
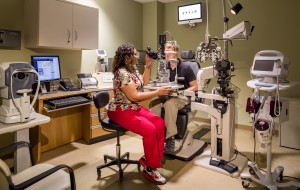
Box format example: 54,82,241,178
181,50,200,76
93,91,141,182
0,141,76,190
163,50,207,161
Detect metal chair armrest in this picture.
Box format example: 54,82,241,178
9,164,76,190
0,141,35,166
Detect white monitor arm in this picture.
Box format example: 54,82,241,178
184,66,227,135
183,66,216,100
223,21,253,40
197,66,215,92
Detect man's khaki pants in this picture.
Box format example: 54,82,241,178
149,96,188,139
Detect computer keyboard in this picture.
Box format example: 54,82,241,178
46,95,92,109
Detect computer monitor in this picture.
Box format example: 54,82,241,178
251,50,288,79
31,55,62,82
178,3,202,25
96,49,106,58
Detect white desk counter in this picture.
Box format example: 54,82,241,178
0,113,50,134
0,113,50,173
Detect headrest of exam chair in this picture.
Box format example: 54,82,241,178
181,50,195,60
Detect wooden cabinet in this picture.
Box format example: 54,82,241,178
72,4,98,49
24,0,98,49
31,88,113,162
90,104,111,138
82,93,116,144
40,106,85,152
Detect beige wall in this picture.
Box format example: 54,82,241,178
142,1,165,79
0,0,143,146
162,0,300,126
0,0,143,80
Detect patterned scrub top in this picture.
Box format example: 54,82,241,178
107,67,144,111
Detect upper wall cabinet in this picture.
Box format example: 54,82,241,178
24,0,99,50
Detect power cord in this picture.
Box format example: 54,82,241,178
235,148,251,162
282,175,300,183
227,147,251,164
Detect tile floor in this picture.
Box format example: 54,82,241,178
40,122,300,190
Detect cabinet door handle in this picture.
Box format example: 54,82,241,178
75,30,78,40
67,29,71,43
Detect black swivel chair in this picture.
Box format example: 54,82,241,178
93,91,141,182
176,50,201,139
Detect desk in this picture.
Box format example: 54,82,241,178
32,87,113,162
0,114,50,173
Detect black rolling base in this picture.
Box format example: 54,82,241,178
96,152,141,182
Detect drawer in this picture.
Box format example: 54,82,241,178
91,104,107,114
91,104,98,114
91,125,111,138
91,115,100,126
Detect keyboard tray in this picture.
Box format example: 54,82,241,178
45,95,92,109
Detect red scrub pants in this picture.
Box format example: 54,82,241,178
107,106,165,169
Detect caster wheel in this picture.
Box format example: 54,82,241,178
278,172,283,182
104,158,107,163
137,163,141,172
97,169,101,178
249,167,255,175
242,180,250,188
126,154,129,159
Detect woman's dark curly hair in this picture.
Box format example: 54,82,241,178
112,43,135,74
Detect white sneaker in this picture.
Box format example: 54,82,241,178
142,167,166,185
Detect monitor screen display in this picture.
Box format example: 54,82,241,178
253,60,274,71
178,3,202,25
31,55,61,82
96,49,106,57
